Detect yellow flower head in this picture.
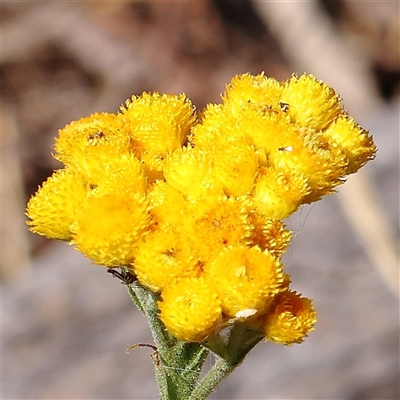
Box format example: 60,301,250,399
26,72,376,345
205,245,284,318
268,132,348,203
191,101,292,165
247,213,292,258
252,167,310,219
185,196,253,263
189,103,227,149
92,154,147,193
324,114,377,174
26,168,89,241
54,113,134,181
72,188,151,266
119,93,197,183
158,276,223,342
147,180,188,227
263,291,317,345
281,74,343,130
222,72,284,112
235,105,294,157
120,92,196,154
164,146,222,199
134,228,201,292
212,139,259,197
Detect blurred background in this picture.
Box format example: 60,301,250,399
1,1,399,399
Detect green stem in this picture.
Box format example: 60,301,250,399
127,281,209,399
126,280,260,400
128,282,176,353
188,356,238,400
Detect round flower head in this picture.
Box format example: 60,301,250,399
324,114,377,174
189,103,227,150
134,228,201,292
72,188,151,266
158,276,223,342
205,245,284,318
120,92,196,154
26,168,89,241
191,101,293,165
184,196,253,263
164,146,222,199
234,104,294,157
247,212,292,257
281,74,343,130
91,154,147,193
54,113,135,181
263,291,317,345
268,131,348,203
147,180,188,227
222,73,284,112
120,93,197,183
212,139,258,197
252,167,310,219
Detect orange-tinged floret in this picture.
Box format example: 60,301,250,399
263,291,317,345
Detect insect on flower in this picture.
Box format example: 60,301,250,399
278,146,293,152
279,102,289,112
107,268,137,285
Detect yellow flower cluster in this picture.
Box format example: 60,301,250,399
26,73,376,345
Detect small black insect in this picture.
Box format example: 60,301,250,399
278,146,293,152
279,102,289,112
88,131,105,141
107,268,137,285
